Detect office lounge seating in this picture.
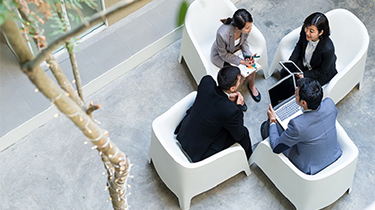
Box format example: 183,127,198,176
269,9,369,104
149,91,250,210
249,121,358,210
179,0,269,85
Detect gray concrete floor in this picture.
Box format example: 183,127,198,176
1,0,375,209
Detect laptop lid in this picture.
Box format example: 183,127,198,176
268,74,297,109
268,74,303,129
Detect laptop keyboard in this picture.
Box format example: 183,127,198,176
275,99,302,121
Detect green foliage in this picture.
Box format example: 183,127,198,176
0,0,99,38
0,5,10,26
65,0,98,11
66,39,75,53
48,15,67,36
177,0,188,27
0,0,19,26
82,0,97,10
68,12,79,24
68,0,84,10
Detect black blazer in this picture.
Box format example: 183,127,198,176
175,76,249,162
289,27,337,86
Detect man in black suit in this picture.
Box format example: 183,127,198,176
174,66,252,162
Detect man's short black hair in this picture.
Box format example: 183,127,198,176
217,66,241,91
297,77,323,110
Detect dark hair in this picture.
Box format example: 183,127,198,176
217,66,241,91
303,12,330,40
297,78,323,110
221,9,253,30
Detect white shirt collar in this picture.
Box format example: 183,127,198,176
223,90,230,98
309,39,320,47
303,109,313,113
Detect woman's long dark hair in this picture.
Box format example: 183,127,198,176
221,9,252,29
303,12,330,40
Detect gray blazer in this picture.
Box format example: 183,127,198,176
269,98,342,175
211,24,252,67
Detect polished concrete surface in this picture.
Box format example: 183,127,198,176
0,0,374,209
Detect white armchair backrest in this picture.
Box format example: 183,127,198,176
152,92,197,163
270,121,358,180
185,0,236,46
313,121,358,177
153,116,189,162
249,120,358,210
326,9,369,72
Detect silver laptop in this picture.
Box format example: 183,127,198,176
268,74,303,129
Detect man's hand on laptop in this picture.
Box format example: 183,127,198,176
267,104,277,122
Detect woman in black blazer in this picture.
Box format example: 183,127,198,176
281,12,337,86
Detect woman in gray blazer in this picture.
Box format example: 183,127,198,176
211,9,261,102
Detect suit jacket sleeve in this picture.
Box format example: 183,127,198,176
241,33,251,56
215,27,242,65
269,119,301,153
223,106,247,141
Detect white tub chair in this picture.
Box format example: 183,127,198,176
179,0,269,84
149,91,250,210
249,121,358,210
269,9,369,104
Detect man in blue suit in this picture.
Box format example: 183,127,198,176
175,66,252,162
260,78,342,175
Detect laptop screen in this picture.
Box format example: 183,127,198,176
268,75,296,108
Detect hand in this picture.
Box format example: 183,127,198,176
240,57,255,67
229,92,238,102
236,92,244,106
296,73,304,79
267,104,276,121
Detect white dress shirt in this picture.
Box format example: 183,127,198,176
303,39,320,70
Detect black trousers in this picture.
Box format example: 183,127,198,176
201,128,252,160
260,119,284,140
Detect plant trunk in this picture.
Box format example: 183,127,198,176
46,54,86,110
2,18,131,210
56,4,85,102
17,3,86,110
67,45,84,101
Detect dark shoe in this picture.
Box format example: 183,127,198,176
260,120,270,140
248,86,261,102
242,103,248,112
